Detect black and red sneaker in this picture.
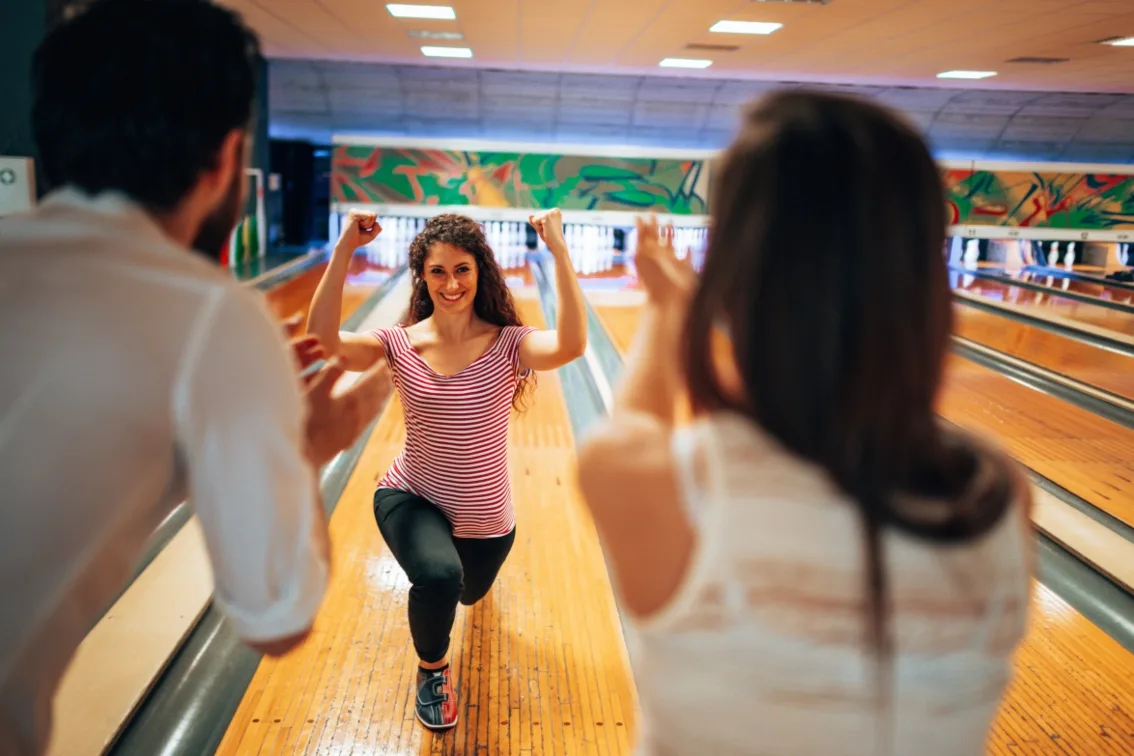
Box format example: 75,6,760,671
416,665,458,730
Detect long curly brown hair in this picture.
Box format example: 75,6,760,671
402,213,535,410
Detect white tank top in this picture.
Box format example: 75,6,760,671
627,412,1031,756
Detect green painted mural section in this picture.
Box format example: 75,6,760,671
332,145,1134,232
332,146,710,215
943,169,1134,231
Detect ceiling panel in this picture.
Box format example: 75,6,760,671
929,112,1013,136
517,0,591,64
1076,118,1134,141
557,101,633,126
221,0,1134,93
567,0,668,66
480,70,557,97
1019,92,1127,116
268,59,1134,162
999,115,1086,140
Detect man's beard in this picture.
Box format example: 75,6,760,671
192,167,245,263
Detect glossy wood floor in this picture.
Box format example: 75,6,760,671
216,288,638,755
938,353,1134,529
591,294,1134,754
954,303,1134,401
987,583,1134,754
1016,270,1134,306
952,272,1134,338
261,254,396,325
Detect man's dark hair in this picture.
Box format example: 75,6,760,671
31,0,260,211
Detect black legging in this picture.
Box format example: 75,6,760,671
374,488,516,663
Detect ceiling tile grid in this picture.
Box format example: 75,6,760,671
268,59,1134,162
226,0,1134,94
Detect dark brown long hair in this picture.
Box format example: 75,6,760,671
402,213,535,410
683,91,1011,713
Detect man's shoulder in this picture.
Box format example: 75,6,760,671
1,199,252,307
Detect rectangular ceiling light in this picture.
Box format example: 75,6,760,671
660,57,713,69
421,45,472,58
1107,37,1134,46
409,30,464,40
710,20,783,34
387,4,456,20
937,70,997,79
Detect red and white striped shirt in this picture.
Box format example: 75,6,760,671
373,324,537,538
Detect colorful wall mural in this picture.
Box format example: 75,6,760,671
331,146,710,215
943,169,1134,231
331,144,1134,232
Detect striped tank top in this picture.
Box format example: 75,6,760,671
373,324,536,538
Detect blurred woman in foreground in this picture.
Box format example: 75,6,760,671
577,91,1033,756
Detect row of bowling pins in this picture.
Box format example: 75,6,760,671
671,227,710,260
476,221,619,273
484,220,525,247
1035,241,1130,267
355,216,529,269
563,224,617,274
623,226,709,268
484,221,531,269
1044,241,1079,269
361,216,424,268
954,238,1081,270
353,214,713,275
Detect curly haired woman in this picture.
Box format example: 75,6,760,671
306,208,586,729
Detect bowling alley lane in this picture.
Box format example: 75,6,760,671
937,354,1134,527
259,251,399,325
1014,268,1134,305
953,302,1134,402
587,285,1134,754
952,271,1134,338
214,272,638,756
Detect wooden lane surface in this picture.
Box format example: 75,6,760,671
261,254,394,325
987,583,1134,754
952,273,1134,338
591,295,1134,754
216,292,638,755
954,304,1134,401
938,354,1134,529
1015,270,1134,306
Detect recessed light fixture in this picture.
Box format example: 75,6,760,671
408,29,464,40
387,4,456,20
421,45,472,58
937,70,997,79
1107,37,1134,46
1006,56,1068,64
710,20,782,35
686,43,740,52
660,57,713,69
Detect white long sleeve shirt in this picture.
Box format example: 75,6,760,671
0,188,329,755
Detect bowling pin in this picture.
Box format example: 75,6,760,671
963,239,980,265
